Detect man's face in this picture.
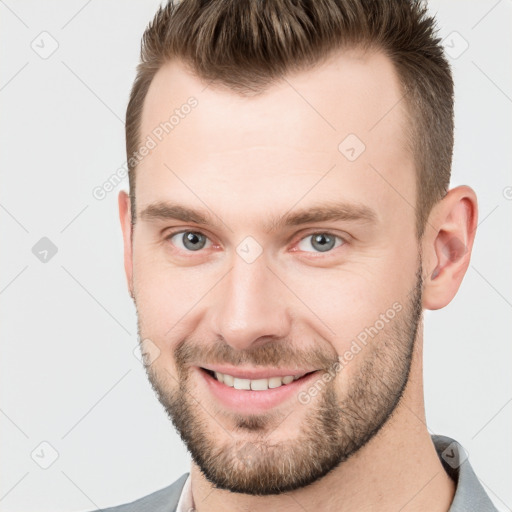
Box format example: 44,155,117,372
125,49,424,494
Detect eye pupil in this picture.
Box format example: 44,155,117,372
183,232,206,251
311,233,335,252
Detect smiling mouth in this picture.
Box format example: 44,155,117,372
201,367,318,391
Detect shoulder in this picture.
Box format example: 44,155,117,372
92,472,190,512
431,435,498,512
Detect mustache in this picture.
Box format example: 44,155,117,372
174,337,339,374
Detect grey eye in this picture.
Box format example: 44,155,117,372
297,233,344,253
170,231,210,251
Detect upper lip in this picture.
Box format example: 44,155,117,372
199,365,320,380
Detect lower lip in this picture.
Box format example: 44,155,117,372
197,367,321,413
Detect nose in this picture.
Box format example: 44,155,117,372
209,253,292,351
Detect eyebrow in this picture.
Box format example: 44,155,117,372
139,200,377,232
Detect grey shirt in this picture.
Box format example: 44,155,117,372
96,434,498,511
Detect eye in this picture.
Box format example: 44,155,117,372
296,232,345,253
167,231,212,252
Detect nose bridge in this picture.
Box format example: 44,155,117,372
210,251,291,350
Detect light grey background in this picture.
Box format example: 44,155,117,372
1,1,510,511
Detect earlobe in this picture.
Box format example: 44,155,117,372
422,186,478,310
118,190,135,299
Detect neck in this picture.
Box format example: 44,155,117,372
190,334,455,511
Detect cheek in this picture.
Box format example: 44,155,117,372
132,244,218,341
289,258,414,356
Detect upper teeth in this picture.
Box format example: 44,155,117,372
213,371,307,391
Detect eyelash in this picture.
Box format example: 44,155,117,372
164,229,347,257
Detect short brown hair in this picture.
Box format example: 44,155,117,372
126,0,453,238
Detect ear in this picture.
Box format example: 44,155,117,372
421,185,478,310
118,190,134,299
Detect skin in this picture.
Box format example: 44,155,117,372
119,48,478,511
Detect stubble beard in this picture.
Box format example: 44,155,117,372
139,263,424,496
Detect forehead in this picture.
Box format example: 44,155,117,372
136,49,415,229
